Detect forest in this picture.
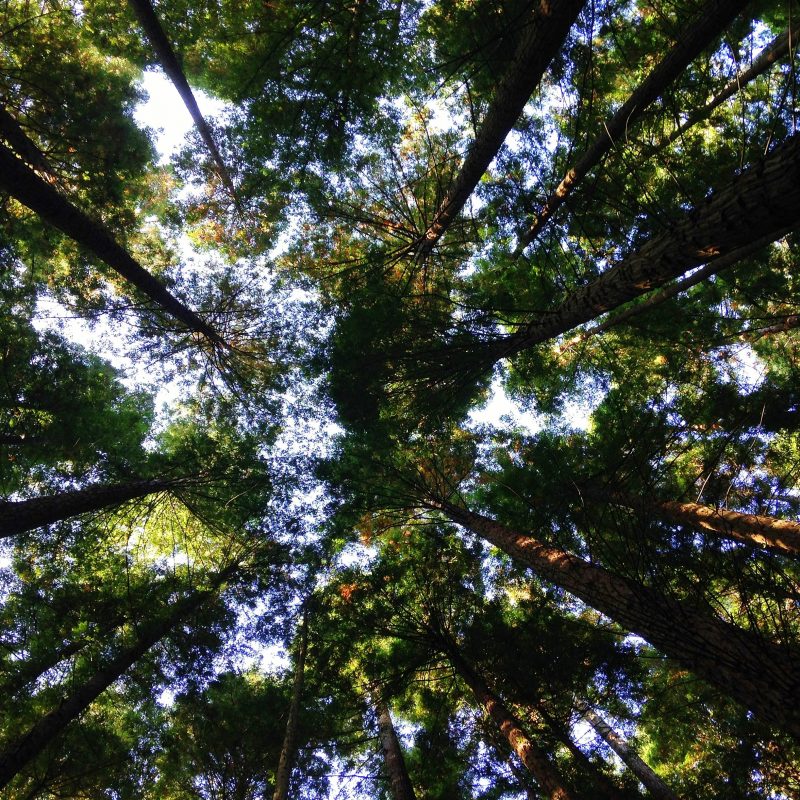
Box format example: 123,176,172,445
1,0,800,797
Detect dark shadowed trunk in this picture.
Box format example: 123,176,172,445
430,498,800,739
515,0,751,251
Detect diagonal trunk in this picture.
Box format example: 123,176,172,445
0,563,236,790
654,24,800,155
0,477,189,537
416,0,585,256
126,0,241,213
272,606,309,800
515,0,751,251
0,105,54,175
430,498,800,739
575,701,677,800
375,697,417,800
445,645,579,800
0,141,226,348
496,133,800,361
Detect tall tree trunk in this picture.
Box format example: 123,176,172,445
0,477,188,537
607,491,800,557
429,498,800,739
575,701,677,800
272,607,309,800
416,0,585,257
654,24,800,154
0,564,236,790
126,0,241,213
0,104,53,175
445,645,579,800
515,0,751,252
0,141,226,348
375,697,417,800
496,133,800,362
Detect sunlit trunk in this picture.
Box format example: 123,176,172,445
376,697,417,800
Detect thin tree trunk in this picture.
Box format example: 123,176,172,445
496,133,800,361
0,477,188,537
654,24,800,154
445,645,579,800
272,606,309,800
0,141,226,348
515,0,751,252
626,494,800,557
2,638,88,699
416,0,585,257
575,701,677,800
0,564,236,789
127,0,241,212
375,697,417,800
429,498,800,739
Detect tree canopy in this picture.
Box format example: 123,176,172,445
2,1,800,798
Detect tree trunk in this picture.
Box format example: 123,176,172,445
0,564,236,790
498,133,800,361
515,0,751,251
416,0,585,257
272,606,309,800
0,141,226,348
375,697,417,800
127,0,241,212
575,701,677,800
609,492,800,557
430,498,800,739
0,477,187,537
655,24,800,153
446,645,579,800
0,104,53,175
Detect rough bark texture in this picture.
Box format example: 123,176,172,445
272,608,309,800
0,565,235,790
127,0,241,211
417,0,585,256
0,478,185,537
497,134,800,360
575,701,678,800
376,698,417,800
656,23,799,152
447,647,577,800
515,0,751,251
0,141,226,347
432,499,800,739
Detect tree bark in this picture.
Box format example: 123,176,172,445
515,0,751,252
416,0,585,256
0,104,54,175
430,498,800,739
575,701,677,800
127,0,241,212
272,606,309,800
496,133,800,361
375,697,417,800
0,141,227,348
446,645,579,800
0,564,236,790
0,477,188,537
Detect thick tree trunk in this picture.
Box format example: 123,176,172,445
515,0,751,251
272,607,309,800
375,698,417,800
431,499,800,739
0,564,235,789
575,701,677,800
446,646,578,800
127,0,240,211
0,141,226,348
416,0,585,256
496,134,800,361
0,104,53,175
0,477,187,537
636,496,800,557
655,24,799,153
